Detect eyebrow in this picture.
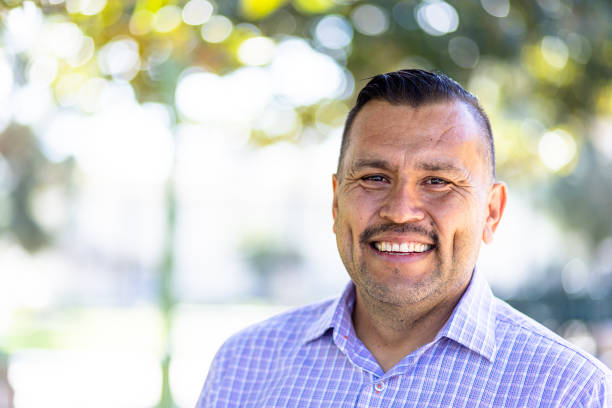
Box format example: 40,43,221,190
351,159,394,172
416,161,466,174
350,158,467,175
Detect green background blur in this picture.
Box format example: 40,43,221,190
0,0,611,407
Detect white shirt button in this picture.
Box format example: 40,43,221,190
374,382,385,392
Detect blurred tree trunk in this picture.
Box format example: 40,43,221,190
157,138,177,408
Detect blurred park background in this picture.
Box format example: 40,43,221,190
0,0,611,406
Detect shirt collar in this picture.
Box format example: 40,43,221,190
302,268,498,362
435,268,498,362
302,282,355,345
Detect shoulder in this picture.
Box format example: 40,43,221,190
197,298,338,407
493,297,607,371
216,297,336,359
493,297,611,405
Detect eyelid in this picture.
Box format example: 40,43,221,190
424,177,450,185
360,174,389,183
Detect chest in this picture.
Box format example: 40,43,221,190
214,341,565,408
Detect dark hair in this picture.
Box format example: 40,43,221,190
338,69,495,179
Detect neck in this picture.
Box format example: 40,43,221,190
352,284,467,372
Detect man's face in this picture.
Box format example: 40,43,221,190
332,100,505,308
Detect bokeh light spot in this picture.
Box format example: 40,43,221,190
351,4,389,36
566,32,591,64
538,129,576,172
201,15,233,43
182,0,214,26
153,5,183,33
270,39,346,106
65,0,107,16
562,258,588,295
5,1,43,53
44,22,84,60
240,0,284,20
238,36,276,66
314,15,353,50
255,104,299,137
67,36,95,67
448,36,479,68
176,71,224,122
293,0,335,14
540,36,569,69
592,117,612,161
98,38,141,81
415,0,459,36
176,67,272,125
480,0,510,18
129,10,154,36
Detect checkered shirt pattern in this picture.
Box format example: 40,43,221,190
197,270,612,407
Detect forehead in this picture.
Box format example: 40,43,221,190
345,100,489,173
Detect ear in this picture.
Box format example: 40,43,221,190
482,182,507,244
332,174,339,234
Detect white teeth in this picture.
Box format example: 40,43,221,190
374,241,432,253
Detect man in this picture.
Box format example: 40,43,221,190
197,69,611,407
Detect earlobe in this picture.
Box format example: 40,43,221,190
332,174,338,234
482,182,507,244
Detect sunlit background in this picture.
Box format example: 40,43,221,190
0,0,611,406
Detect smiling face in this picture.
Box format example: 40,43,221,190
332,99,506,309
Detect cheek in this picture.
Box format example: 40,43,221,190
426,196,482,240
336,195,377,243
436,202,486,263
339,189,378,220
336,201,360,237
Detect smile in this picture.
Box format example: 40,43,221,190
373,241,434,253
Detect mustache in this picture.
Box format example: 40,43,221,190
359,223,438,245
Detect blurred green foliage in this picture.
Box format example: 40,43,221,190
1,0,611,253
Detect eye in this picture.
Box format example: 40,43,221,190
361,175,388,183
424,177,449,186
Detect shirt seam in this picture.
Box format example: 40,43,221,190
495,313,608,376
573,370,602,407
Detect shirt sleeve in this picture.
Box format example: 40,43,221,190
195,345,226,408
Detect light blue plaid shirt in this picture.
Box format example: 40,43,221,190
198,270,611,407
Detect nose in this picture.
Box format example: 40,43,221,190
378,182,425,223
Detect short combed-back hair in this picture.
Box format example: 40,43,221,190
338,69,495,179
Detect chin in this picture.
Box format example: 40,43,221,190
358,266,444,306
